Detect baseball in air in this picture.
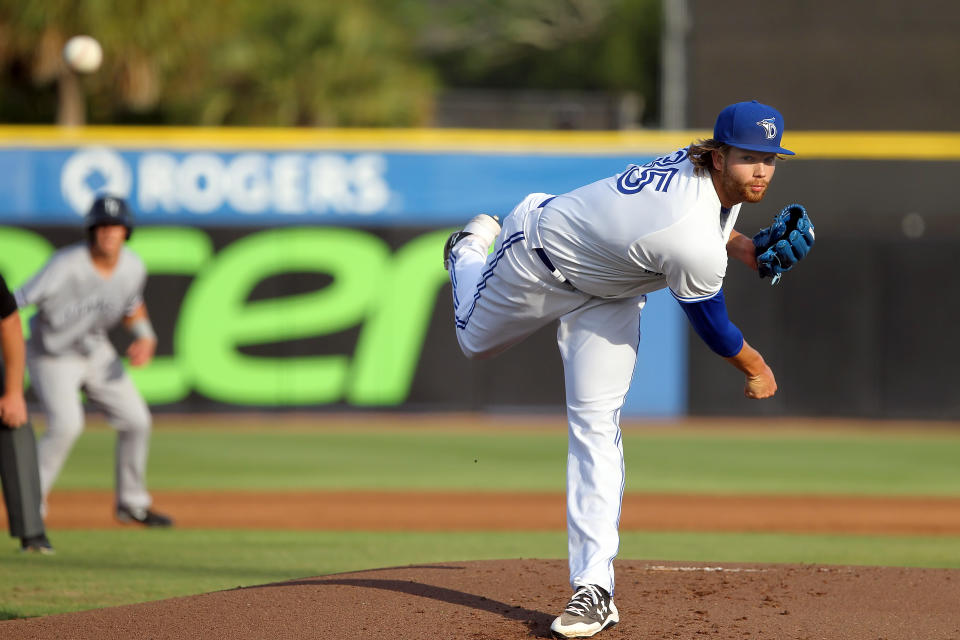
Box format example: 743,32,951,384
63,35,103,74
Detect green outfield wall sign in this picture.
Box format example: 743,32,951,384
0,226,451,407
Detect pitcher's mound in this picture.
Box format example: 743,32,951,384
3,559,959,639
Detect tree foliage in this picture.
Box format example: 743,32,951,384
0,0,661,126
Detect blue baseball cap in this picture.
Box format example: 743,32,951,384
713,100,794,156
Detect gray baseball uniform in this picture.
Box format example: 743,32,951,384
15,243,153,513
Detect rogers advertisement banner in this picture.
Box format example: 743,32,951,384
0,145,649,226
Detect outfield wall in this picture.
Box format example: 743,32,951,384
0,127,956,418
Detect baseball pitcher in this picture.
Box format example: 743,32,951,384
15,196,173,528
443,101,814,638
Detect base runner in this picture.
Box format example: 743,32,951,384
15,196,173,528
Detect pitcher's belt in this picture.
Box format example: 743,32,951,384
534,247,568,284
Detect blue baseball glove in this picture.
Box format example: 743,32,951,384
752,204,815,285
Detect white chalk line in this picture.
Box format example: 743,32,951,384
645,565,768,573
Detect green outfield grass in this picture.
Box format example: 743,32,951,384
2,416,960,620
48,418,960,495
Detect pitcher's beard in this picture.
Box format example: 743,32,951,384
741,183,768,203
721,169,768,204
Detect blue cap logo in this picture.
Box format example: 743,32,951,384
713,100,794,156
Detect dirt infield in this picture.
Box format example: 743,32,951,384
3,488,958,638
30,488,960,535
4,559,960,640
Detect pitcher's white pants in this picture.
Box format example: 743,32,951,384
27,342,153,513
449,194,644,595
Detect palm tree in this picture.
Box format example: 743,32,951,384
0,0,435,126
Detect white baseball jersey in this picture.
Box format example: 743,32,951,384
15,243,146,356
538,148,740,301
447,147,742,598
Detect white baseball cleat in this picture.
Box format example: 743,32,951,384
550,584,619,638
442,214,501,270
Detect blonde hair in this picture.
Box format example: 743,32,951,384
687,138,727,176
688,139,791,176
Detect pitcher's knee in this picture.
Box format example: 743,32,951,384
457,333,498,361
567,405,623,433
458,341,492,361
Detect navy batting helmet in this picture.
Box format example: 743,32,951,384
85,195,134,239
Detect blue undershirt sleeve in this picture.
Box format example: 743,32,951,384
675,289,744,358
